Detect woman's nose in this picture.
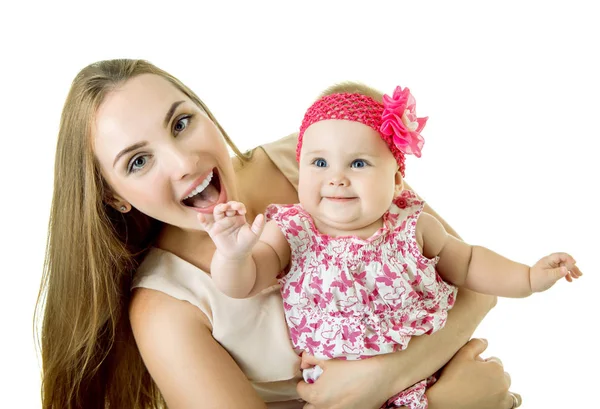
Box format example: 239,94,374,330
167,146,199,180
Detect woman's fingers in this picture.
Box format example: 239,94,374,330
300,352,323,369
503,370,511,387
512,392,522,407
569,264,583,278
457,338,489,359
505,391,522,408
484,356,521,408
484,356,503,365
483,355,522,408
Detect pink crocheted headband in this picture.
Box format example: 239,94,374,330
297,86,428,177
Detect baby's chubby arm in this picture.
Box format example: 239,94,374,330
198,201,290,298
416,212,582,297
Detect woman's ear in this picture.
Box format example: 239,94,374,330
107,194,131,213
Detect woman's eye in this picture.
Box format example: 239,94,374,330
351,159,367,168
313,158,327,167
173,116,190,134
128,155,148,173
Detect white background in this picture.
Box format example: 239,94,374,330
1,1,598,408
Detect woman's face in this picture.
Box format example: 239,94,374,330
93,74,236,231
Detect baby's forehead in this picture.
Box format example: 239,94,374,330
303,133,383,154
301,141,380,158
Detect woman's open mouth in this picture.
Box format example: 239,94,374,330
182,169,224,210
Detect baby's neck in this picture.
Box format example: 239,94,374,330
313,217,385,240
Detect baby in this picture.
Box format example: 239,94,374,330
199,83,582,408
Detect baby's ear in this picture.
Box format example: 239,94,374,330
394,170,404,196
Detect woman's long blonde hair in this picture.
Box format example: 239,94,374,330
35,59,247,409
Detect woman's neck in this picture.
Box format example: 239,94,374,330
157,224,216,273
154,146,300,272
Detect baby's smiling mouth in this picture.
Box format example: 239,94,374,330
323,196,358,202
182,169,222,208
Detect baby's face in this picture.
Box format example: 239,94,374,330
298,120,401,238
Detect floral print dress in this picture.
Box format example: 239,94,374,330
266,190,457,409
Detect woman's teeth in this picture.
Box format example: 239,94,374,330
184,171,214,200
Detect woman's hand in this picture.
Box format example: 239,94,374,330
297,338,522,409
427,338,522,409
297,354,391,409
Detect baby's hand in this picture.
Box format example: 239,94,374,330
197,201,265,258
530,252,582,293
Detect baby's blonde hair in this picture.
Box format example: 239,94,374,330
319,81,384,103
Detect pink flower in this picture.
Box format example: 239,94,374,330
380,86,428,158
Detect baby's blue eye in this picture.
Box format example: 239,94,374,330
313,158,328,167
351,159,367,168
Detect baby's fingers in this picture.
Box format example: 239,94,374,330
197,213,211,229
546,252,576,269
544,267,568,287
532,266,568,292
213,203,229,219
250,214,266,236
565,264,583,282
228,201,247,214
216,201,246,218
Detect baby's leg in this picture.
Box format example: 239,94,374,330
302,365,323,384
383,375,437,409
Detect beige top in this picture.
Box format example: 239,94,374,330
132,134,304,409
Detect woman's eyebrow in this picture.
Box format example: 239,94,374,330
112,100,186,168
164,100,185,128
113,142,148,167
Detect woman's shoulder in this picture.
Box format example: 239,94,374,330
132,248,217,322
235,134,300,214
257,133,299,190
133,247,192,283
130,285,212,331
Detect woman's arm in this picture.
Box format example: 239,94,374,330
297,286,496,408
376,287,496,397
403,181,462,240
129,288,268,409
393,340,520,409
